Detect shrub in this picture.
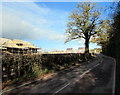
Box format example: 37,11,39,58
2,53,88,83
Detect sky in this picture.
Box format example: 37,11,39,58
1,2,113,51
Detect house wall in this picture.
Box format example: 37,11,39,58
3,47,38,54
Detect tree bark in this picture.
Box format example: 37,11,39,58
84,32,90,54
85,38,89,54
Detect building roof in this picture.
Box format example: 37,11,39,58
66,48,73,51
0,38,39,49
78,47,85,50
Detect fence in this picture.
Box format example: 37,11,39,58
2,53,87,83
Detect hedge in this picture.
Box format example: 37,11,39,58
2,53,87,83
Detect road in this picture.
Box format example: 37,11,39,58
3,54,116,94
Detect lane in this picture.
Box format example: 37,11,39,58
4,55,102,94
4,54,116,94
56,54,115,94
54,63,100,94
19,62,101,93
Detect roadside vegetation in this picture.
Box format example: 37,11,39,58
102,2,120,93
2,53,94,90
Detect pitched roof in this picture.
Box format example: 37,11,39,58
0,38,39,49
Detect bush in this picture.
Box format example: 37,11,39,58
2,53,88,83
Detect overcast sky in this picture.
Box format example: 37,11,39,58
1,2,112,51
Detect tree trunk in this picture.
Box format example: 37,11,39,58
85,38,89,54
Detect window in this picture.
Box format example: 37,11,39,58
16,43,23,46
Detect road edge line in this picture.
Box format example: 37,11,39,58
2,57,98,94
54,60,101,94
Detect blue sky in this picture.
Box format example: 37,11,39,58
1,2,112,51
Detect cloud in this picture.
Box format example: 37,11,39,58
1,2,68,42
78,38,85,44
2,12,45,40
47,31,66,42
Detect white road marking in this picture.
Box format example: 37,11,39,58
2,78,42,94
2,73,58,94
1,64,86,94
113,58,116,94
54,83,70,94
2,55,103,94
101,55,116,94
110,57,116,94
54,62,101,93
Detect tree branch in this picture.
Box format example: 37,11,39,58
65,36,80,43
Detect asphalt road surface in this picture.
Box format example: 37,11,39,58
3,54,116,94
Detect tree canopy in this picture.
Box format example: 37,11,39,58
101,2,120,93
65,2,110,54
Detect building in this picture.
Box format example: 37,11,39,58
78,47,85,53
94,48,102,53
0,38,40,54
66,47,85,53
49,50,65,54
66,48,73,53
89,48,102,54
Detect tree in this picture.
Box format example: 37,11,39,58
102,2,120,93
65,2,110,54
90,19,111,52
91,3,119,56
110,2,120,58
